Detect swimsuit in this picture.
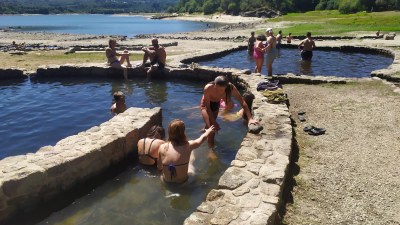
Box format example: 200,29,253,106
200,96,221,112
150,56,165,70
139,138,157,165
253,44,264,60
162,143,189,181
266,47,277,64
301,50,313,61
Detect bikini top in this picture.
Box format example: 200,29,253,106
139,138,158,163
161,142,189,180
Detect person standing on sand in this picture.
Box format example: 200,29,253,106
298,32,316,61
247,32,256,56
141,38,167,79
106,39,132,79
265,28,277,77
110,91,127,115
157,119,215,184
253,35,266,73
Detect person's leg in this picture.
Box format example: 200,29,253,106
201,108,218,147
110,63,128,79
267,60,272,76
256,58,263,73
120,55,132,67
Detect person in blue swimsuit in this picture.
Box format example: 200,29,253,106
157,119,215,184
106,39,132,79
137,125,166,166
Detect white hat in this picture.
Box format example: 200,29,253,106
266,28,273,33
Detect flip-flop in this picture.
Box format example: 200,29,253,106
308,127,326,136
297,112,306,122
303,125,314,132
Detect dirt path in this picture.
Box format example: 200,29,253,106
283,80,400,225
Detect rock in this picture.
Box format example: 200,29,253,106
248,123,263,134
385,32,396,40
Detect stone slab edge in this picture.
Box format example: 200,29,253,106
0,107,161,223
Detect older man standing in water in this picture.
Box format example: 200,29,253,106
141,38,167,78
265,28,277,77
298,32,316,61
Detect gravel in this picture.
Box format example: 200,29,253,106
282,80,400,225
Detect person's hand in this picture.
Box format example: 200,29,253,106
248,118,259,126
141,47,147,52
204,125,215,136
212,121,221,131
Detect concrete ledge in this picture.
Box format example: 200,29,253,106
0,107,161,223
0,68,27,81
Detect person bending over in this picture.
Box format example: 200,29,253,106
110,91,127,115
137,125,165,166
298,32,316,61
200,75,259,147
106,39,132,79
141,38,167,79
157,119,215,184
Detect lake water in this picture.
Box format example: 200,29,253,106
199,49,394,78
0,14,209,37
0,77,247,224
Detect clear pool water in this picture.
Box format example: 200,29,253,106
0,77,246,224
199,49,393,78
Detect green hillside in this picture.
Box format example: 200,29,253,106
0,0,179,14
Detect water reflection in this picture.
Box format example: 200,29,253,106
299,60,313,75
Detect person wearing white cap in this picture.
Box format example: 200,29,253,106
265,28,277,76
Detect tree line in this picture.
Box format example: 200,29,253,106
170,0,400,14
0,0,178,14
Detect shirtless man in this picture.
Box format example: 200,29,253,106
201,75,259,147
247,32,256,56
276,30,283,49
141,38,167,78
298,32,316,61
157,119,215,184
265,28,277,77
105,39,132,79
286,33,293,44
110,91,127,114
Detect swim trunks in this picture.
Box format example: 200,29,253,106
150,57,165,70
200,96,220,112
301,50,313,61
266,48,277,64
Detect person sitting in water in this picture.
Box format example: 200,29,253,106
137,125,166,166
298,32,316,61
110,91,127,114
157,119,215,184
106,39,132,79
140,38,167,79
201,75,259,147
220,91,255,122
286,33,293,44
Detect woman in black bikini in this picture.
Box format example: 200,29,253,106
157,119,215,184
137,125,165,166
105,39,132,79
200,75,259,147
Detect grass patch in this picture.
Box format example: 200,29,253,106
1,51,143,71
262,10,400,36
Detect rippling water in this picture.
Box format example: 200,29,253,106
0,14,209,36
200,49,393,78
0,77,247,224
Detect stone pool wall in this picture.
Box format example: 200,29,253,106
0,68,27,80
0,107,161,223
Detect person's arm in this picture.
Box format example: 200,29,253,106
105,48,112,59
255,41,265,52
231,85,258,125
312,40,316,49
298,40,304,50
188,125,215,150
